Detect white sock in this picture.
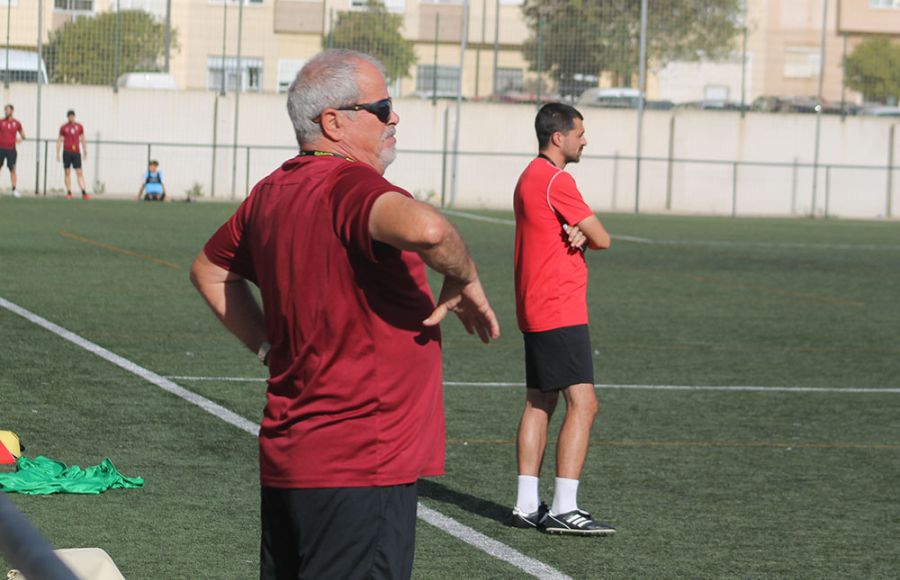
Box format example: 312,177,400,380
551,477,579,514
515,475,540,514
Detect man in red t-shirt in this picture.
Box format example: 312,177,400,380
511,103,614,536
191,49,499,579
0,104,26,198
55,110,89,199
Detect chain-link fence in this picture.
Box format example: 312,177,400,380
1,0,899,217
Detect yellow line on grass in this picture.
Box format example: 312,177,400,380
448,438,900,450
60,231,181,270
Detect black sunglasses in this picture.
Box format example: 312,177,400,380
336,98,393,124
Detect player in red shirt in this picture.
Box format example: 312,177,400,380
511,103,614,536
191,49,499,579
0,104,26,198
55,110,89,199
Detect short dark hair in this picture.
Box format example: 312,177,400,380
149,159,159,166
535,103,583,149
4,104,12,111
67,110,75,117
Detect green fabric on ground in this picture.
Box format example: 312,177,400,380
0,455,144,495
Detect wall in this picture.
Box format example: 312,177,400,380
2,83,897,219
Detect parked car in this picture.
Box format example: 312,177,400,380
116,72,177,90
675,100,747,112
578,87,641,109
0,49,48,84
859,105,900,118
577,88,673,110
750,95,847,115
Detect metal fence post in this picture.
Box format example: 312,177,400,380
731,162,738,217
449,0,469,208
432,12,439,106
34,0,43,196
231,0,245,199
634,0,648,214
825,165,831,218
791,157,799,215
42,140,48,196
665,115,676,210
441,105,449,207
146,143,151,166
810,0,828,218
4,0,10,89
113,0,121,93
491,0,499,96
245,145,251,198
611,150,620,210
888,123,897,219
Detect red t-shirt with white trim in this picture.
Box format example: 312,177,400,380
59,122,84,153
0,118,22,149
514,157,595,333
204,155,445,489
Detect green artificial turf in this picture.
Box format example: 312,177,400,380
1,197,898,578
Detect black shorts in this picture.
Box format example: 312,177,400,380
523,324,594,392
260,483,417,580
62,151,82,169
0,148,16,170
143,192,165,201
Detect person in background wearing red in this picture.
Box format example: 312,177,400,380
511,103,614,536
0,104,26,198
56,109,89,199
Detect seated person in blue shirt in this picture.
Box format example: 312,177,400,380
138,160,166,201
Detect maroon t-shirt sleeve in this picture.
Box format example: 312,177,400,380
202,193,257,283
330,163,410,262
58,125,65,136
550,171,594,226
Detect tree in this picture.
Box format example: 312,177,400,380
326,1,416,83
845,37,900,105
520,0,743,98
46,10,177,85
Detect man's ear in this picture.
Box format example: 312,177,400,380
319,109,344,142
550,131,564,148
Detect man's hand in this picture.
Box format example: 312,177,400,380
423,276,500,344
564,224,587,250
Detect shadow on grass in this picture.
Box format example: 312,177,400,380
418,478,510,526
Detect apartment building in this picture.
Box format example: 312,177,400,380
2,0,898,103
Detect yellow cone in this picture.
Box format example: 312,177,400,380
0,430,22,464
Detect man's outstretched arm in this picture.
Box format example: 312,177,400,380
369,192,500,344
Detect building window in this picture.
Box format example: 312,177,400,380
208,0,263,5
277,59,305,93
420,0,462,4
351,0,404,12
870,0,900,8
54,0,93,12
208,57,263,92
494,67,524,93
415,65,460,96
783,46,820,79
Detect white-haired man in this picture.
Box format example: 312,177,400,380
191,49,500,579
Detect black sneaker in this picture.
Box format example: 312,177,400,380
542,509,616,536
510,502,549,529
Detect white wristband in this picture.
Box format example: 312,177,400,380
257,341,271,366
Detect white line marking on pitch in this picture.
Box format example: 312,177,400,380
167,376,900,394
0,296,569,580
442,209,900,251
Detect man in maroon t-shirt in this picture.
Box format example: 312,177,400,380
511,103,614,536
191,49,499,579
0,104,26,198
55,110,89,199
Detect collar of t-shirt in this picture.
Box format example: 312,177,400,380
537,153,559,168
